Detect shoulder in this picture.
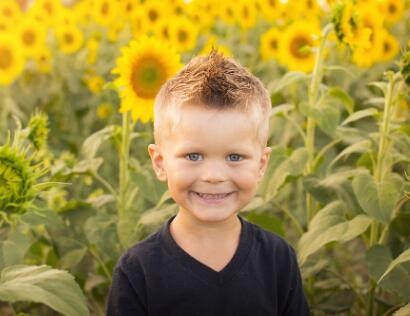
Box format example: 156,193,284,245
244,217,297,263
116,228,162,276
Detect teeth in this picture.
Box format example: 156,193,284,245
195,192,231,199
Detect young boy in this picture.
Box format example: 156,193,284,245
106,50,309,315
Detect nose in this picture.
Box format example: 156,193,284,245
200,160,227,183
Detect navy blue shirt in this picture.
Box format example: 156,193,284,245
106,214,309,315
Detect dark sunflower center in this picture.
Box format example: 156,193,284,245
270,39,277,49
178,30,188,43
131,58,167,99
269,0,276,7
64,33,74,44
43,2,53,15
23,30,36,46
3,8,12,17
384,41,391,53
163,27,169,38
388,3,396,14
148,9,158,22
0,47,13,69
126,3,133,13
101,2,109,15
243,7,249,19
290,35,311,59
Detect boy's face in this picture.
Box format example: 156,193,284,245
148,105,271,224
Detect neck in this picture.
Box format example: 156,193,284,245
170,210,241,245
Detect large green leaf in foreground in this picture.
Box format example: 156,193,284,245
0,264,89,316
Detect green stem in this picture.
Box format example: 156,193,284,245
304,23,333,222
272,200,304,236
367,72,400,316
118,111,131,221
88,246,112,282
92,171,117,197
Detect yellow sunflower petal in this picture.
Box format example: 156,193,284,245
113,35,183,123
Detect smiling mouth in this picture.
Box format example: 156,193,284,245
192,191,234,199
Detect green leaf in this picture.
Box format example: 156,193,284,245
81,126,115,160
328,140,371,171
341,108,379,126
2,230,31,266
327,87,354,114
316,289,356,313
244,211,285,237
368,81,388,95
60,247,87,269
269,104,293,117
378,248,410,284
267,148,308,199
352,173,402,224
367,245,410,297
268,71,310,94
20,210,64,229
317,104,340,137
298,201,372,265
0,265,89,316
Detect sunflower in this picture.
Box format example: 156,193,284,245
121,0,140,18
379,0,404,23
92,0,118,27
278,20,320,73
169,17,199,52
142,0,169,32
260,27,281,61
218,2,238,25
287,0,323,19
34,48,52,73
55,24,84,55
355,4,385,64
112,35,183,123
169,0,188,16
236,0,257,30
256,0,285,22
17,17,47,58
154,18,172,43
97,103,113,120
185,1,215,31
333,1,372,50
0,0,22,24
29,0,64,27
130,9,148,38
0,33,25,85
84,75,105,94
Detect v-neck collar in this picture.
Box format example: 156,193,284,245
160,214,253,286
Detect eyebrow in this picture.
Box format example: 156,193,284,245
175,144,250,153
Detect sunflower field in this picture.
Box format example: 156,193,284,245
0,0,410,315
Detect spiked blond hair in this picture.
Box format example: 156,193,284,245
153,49,271,148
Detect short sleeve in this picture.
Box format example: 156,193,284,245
106,265,148,316
280,245,310,316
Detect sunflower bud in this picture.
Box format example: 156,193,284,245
0,141,37,214
331,2,345,43
28,111,49,150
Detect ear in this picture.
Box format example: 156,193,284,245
257,146,272,183
147,144,167,182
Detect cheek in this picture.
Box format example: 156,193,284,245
166,162,197,190
234,165,259,191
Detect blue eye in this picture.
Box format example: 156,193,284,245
186,153,202,161
228,154,242,161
